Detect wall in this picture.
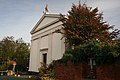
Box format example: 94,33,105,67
54,61,120,80
54,62,83,80
29,39,40,72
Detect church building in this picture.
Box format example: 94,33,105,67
29,6,65,72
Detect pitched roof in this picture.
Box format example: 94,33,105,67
30,13,61,34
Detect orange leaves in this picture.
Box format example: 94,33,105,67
60,3,120,46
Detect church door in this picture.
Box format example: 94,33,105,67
42,53,47,64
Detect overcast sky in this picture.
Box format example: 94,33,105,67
0,0,120,43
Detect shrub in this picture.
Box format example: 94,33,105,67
59,40,120,65
38,62,55,80
0,64,8,71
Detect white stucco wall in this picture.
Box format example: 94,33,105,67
52,33,63,60
29,39,40,72
40,36,49,49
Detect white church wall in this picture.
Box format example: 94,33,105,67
52,33,63,60
47,33,53,65
29,39,40,72
40,35,49,49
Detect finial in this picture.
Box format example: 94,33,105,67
45,4,49,14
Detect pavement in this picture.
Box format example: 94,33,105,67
0,75,40,80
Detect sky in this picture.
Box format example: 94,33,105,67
0,0,120,43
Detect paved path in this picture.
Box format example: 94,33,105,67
0,75,39,80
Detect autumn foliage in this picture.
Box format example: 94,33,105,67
59,3,120,46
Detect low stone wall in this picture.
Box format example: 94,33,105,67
54,61,120,80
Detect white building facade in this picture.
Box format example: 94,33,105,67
29,13,65,72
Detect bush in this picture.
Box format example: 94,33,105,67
38,62,55,80
59,40,120,65
0,64,8,71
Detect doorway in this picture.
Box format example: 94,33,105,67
42,53,47,65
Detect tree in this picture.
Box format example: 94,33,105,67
59,3,120,46
15,38,30,71
0,36,30,71
0,36,16,63
57,3,120,66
